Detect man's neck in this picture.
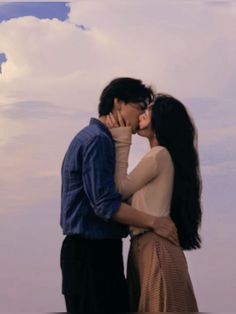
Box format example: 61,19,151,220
99,116,106,125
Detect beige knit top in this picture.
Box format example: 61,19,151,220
110,126,174,236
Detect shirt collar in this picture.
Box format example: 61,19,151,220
89,118,113,139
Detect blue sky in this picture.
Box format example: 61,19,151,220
0,0,236,312
0,52,6,73
0,2,69,22
0,52,6,61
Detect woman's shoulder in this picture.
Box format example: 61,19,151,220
139,146,172,166
149,145,169,156
149,146,173,165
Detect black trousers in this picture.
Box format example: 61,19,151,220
60,235,129,313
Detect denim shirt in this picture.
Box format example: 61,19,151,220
60,118,129,239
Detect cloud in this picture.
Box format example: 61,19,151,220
0,0,235,188
0,1,234,100
204,0,236,17
205,0,231,6
202,160,236,176
0,100,63,119
0,100,93,121
0,15,111,110
0,0,235,191
0,0,235,111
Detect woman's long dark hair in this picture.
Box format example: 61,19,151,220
151,94,202,250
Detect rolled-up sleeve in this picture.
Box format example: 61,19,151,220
82,135,122,221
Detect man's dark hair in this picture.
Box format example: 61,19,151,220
98,77,154,116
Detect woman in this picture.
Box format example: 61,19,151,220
106,94,202,312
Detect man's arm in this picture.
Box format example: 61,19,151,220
82,133,156,227
82,133,178,245
112,203,178,245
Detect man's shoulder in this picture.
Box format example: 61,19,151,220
74,120,113,147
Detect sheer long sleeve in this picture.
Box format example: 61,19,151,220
110,127,160,200
110,127,132,199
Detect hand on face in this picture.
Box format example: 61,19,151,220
105,111,130,129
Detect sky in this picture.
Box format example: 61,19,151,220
0,2,70,21
0,0,236,312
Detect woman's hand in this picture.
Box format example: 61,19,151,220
105,111,130,129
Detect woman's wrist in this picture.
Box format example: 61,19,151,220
110,127,132,144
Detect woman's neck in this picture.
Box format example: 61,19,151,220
149,134,159,148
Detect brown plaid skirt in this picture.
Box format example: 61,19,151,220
127,231,199,312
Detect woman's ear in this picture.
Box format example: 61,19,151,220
139,110,151,130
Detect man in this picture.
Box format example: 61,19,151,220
60,77,177,313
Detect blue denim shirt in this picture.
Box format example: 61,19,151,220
60,118,129,239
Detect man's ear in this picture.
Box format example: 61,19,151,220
114,98,122,112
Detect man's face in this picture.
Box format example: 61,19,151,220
120,101,147,133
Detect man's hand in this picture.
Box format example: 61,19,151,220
151,216,179,246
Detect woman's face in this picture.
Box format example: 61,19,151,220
137,105,155,138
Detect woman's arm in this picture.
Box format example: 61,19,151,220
110,127,132,199
110,127,160,200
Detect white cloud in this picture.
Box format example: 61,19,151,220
0,0,235,108
0,0,235,212
202,161,236,175
0,2,235,198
